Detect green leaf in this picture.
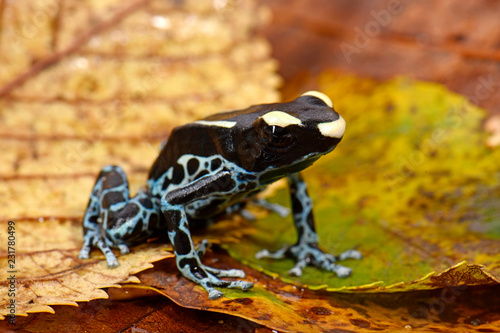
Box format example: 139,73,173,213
225,73,500,291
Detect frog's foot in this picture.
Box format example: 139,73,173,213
256,243,362,277
178,260,253,300
240,209,257,221
252,199,290,218
179,240,253,299
255,246,288,260
196,239,210,258
79,230,120,268
117,244,131,255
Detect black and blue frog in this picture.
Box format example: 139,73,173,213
78,91,362,299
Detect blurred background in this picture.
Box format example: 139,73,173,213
257,0,500,115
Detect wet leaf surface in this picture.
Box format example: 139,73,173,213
225,74,500,292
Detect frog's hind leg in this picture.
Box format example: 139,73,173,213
79,165,161,268
226,199,289,221
252,198,289,218
79,165,129,267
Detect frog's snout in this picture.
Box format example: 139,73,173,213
317,114,346,139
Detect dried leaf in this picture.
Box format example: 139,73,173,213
1,291,269,333
0,217,173,319
0,0,278,320
225,73,500,292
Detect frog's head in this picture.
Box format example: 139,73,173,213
198,91,343,179
197,91,344,180
248,91,345,182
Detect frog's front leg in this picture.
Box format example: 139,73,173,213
161,171,254,300
256,173,362,277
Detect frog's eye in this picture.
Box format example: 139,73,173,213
262,125,295,149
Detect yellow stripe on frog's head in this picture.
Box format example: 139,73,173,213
317,114,346,138
260,111,303,127
301,91,333,108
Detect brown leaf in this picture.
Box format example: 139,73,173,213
135,254,383,333
1,291,271,333
0,219,173,319
0,0,278,321
133,250,500,333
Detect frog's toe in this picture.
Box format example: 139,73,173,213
338,249,362,260
78,248,90,260
79,232,95,259
92,238,120,267
106,257,120,268
252,199,290,217
100,247,119,267
210,278,254,291
283,243,361,278
289,266,303,277
118,244,130,254
196,239,210,258
201,276,253,299
228,280,253,291
333,265,352,278
208,289,224,300
205,267,246,278
255,246,287,260
240,209,256,221
320,259,352,277
288,258,307,277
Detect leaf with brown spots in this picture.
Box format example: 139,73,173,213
3,247,500,331
1,290,272,333
0,0,278,321
129,250,500,332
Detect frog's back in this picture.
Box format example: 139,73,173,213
147,122,237,197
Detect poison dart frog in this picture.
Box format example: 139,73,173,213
79,91,362,299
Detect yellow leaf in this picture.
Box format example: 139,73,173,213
0,0,278,320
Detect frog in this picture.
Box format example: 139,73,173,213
78,91,362,299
